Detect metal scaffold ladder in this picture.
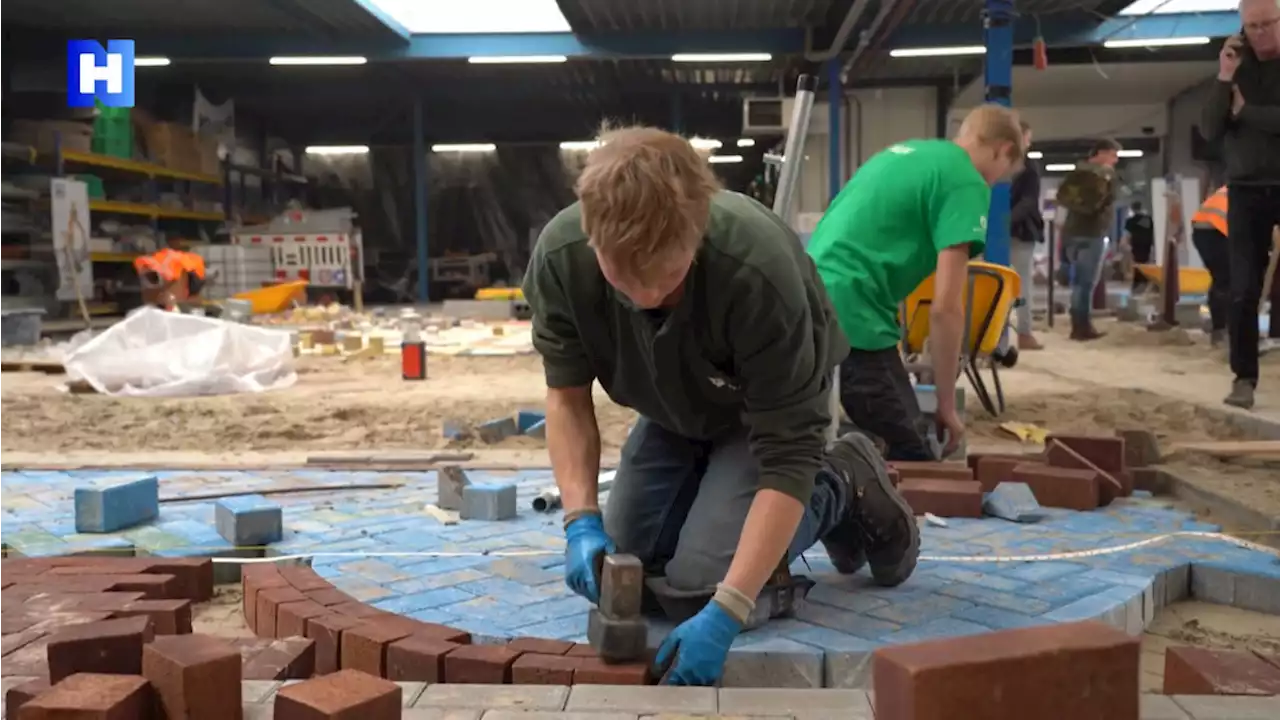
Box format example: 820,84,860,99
765,75,818,225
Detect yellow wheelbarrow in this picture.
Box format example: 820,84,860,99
233,280,309,314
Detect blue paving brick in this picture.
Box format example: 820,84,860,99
865,594,976,625
372,587,475,614
517,410,546,434
1040,587,1136,624
214,494,283,546
927,566,1028,592
74,475,159,533
793,601,901,640
1001,561,1091,583
878,618,992,645
936,582,1053,614
1021,576,1115,606
505,614,589,642
951,604,1049,630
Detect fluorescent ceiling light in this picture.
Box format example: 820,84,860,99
364,0,570,34
672,53,772,63
1103,37,1211,49
1117,1,1236,15
270,56,367,65
1118,149,1145,158
433,143,497,153
1027,151,1043,159
468,55,567,64
1045,163,1077,172
135,57,171,67
690,138,723,150
708,155,744,164
890,46,986,58
559,141,600,151
305,145,369,155
737,138,756,148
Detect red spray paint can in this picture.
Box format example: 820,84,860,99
401,325,427,380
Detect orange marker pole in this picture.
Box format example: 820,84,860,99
401,325,427,380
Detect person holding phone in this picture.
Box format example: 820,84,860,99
1201,0,1280,409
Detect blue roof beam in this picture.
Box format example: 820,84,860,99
131,29,805,61
888,11,1238,50
343,0,412,41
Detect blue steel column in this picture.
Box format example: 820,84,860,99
826,59,842,203
413,96,429,302
983,0,1015,267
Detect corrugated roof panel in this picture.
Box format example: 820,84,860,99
2,0,401,37
558,0,835,32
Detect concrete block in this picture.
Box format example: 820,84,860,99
460,483,517,521
1189,564,1236,607
1157,565,1191,607
1229,571,1280,615
517,410,546,434
525,419,547,439
565,685,716,714
719,688,873,718
1139,694,1192,719
599,554,643,619
1172,694,1280,719
437,466,471,511
74,475,160,533
721,638,824,688
477,416,519,443
982,482,1046,523
214,495,283,546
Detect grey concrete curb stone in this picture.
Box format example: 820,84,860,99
415,685,569,710
565,686,717,715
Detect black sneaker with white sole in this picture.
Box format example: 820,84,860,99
819,431,920,587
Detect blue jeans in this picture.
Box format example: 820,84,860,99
602,417,848,595
1064,235,1106,319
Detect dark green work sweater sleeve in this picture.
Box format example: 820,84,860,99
1200,80,1233,143
728,272,832,505
522,246,596,389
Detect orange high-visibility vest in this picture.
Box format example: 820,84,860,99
132,249,206,282
1191,186,1228,236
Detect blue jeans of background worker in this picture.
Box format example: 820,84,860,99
1064,235,1107,321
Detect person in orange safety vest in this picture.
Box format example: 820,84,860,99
133,249,208,307
1190,186,1231,347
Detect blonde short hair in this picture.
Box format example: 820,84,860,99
957,104,1027,160
575,125,721,280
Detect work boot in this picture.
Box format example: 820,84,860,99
1017,333,1044,350
1224,379,1256,410
1069,315,1105,341
819,432,919,587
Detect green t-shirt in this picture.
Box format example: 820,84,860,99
807,139,991,351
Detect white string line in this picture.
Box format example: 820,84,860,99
214,531,1280,564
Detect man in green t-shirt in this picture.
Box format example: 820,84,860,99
807,105,1025,461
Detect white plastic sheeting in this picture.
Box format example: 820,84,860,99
63,307,296,397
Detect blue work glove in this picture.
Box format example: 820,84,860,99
564,513,616,604
652,600,743,686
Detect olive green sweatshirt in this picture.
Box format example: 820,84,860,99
522,190,848,503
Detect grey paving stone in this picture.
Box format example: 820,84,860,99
1172,695,1280,720
718,688,873,719
241,681,283,704
642,716,789,720
825,649,874,689
1190,565,1235,606
404,711,484,720
398,682,428,706
1141,694,1192,720
565,686,717,715
487,713,637,720
1232,572,1280,615
1158,565,1191,607
415,684,570,711
721,638,823,688
243,704,273,720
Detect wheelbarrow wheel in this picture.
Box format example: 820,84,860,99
993,345,1019,369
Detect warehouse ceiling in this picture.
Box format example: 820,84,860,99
0,0,1241,143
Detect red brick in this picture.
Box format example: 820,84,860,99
873,620,1138,720
1046,440,1126,504
42,571,180,600
974,456,1041,493
3,558,56,575
5,678,50,717
280,565,334,593
112,600,192,635
444,644,522,683
306,614,362,676
899,478,983,518
340,622,413,676
274,669,401,720
243,637,316,680
26,592,146,613
227,637,274,665
507,637,574,655
889,461,974,482
1047,435,1126,474
306,588,356,607
255,587,307,638
30,612,115,636
1010,463,1100,511
277,600,329,639
374,616,471,645
1162,646,1280,696
2,615,39,634
887,467,900,486
512,653,580,684
16,673,152,719
565,644,597,658
3,627,48,657
143,559,214,602
45,616,155,683
142,634,242,719
331,602,385,619
386,636,462,682
241,565,288,632
1253,649,1280,671
574,657,649,685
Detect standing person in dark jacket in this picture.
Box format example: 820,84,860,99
1201,0,1280,409
522,126,919,687
1009,121,1045,350
1121,201,1155,295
